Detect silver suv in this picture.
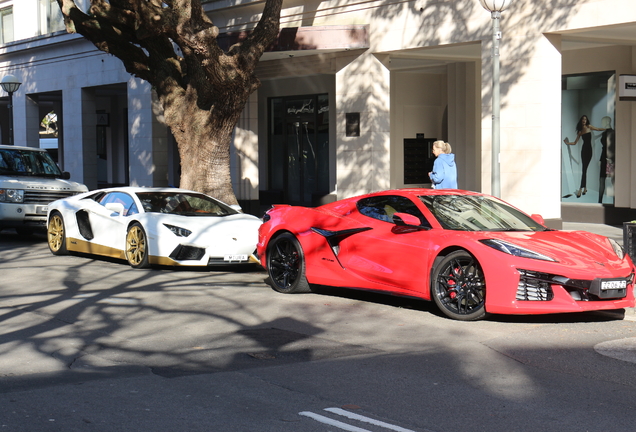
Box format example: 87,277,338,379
0,144,88,234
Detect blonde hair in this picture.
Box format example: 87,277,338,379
433,140,452,154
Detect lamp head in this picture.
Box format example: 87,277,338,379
1,74,22,94
479,0,512,12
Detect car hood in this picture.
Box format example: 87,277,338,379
142,212,261,237
0,177,87,191
483,230,629,269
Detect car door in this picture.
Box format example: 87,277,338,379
335,195,437,294
84,192,139,252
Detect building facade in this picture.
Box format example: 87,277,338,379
1,0,635,224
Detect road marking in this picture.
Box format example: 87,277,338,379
299,407,418,432
299,411,372,432
325,408,416,432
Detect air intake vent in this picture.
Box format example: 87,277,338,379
516,269,554,301
169,245,205,261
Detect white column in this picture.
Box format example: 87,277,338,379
482,32,562,219
232,91,259,202
127,78,169,187
61,87,97,187
24,95,40,148
336,52,391,199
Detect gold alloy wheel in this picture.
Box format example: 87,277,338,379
47,213,66,255
125,224,148,268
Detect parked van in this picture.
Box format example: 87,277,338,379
0,144,88,234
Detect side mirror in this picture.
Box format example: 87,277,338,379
230,204,243,213
391,212,428,233
531,214,545,225
392,212,421,227
105,202,125,215
61,172,71,180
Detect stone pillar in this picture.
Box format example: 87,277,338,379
336,52,391,199
24,95,40,148
81,89,98,190
448,62,480,192
127,78,169,187
481,31,562,219
232,91,259,212
61,87,97,188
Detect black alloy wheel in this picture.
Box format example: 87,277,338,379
266,232,311,293
432,250,486,321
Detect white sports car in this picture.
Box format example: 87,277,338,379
46,187,262,268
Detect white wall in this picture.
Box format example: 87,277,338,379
390,71,445,189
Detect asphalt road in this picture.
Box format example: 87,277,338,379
1,230,636,432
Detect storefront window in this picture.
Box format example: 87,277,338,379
268,94,329,206
561,72,616,205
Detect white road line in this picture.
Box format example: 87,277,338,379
298,411,372,432
324,408,417,432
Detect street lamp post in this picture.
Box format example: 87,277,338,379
1,74,22,146
479,0,511,198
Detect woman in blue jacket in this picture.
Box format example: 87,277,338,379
429,140,458,189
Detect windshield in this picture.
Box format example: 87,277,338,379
135,191,236,216
419,194,547,232
0,148,63,177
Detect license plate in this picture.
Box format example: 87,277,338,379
36,206,48,215
224,254,248,262
601,279,627,290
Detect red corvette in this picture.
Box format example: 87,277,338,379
257,189,635,321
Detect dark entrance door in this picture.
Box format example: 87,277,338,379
269,94,329,206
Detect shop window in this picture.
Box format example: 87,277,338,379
561,71,616,205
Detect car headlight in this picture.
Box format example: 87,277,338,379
0,189,24,203
163,224,192,237
480,239,557,262
608,238,625,260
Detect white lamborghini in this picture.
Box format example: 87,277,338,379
46,187,262,268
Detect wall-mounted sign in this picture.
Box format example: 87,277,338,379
619,75,636,97
96,113,110,126
345,112,360,137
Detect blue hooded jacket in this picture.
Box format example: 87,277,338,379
430,153,458,189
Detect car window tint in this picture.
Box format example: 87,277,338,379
0,148,62,176
419,194,547,232
99,192,138,216
357,195,430,227
135,192,234,216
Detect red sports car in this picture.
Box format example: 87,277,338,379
257,189,635,321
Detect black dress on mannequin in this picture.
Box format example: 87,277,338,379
579,132,592,191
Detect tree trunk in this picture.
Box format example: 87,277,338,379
164,96,243,206
55,0,284,207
